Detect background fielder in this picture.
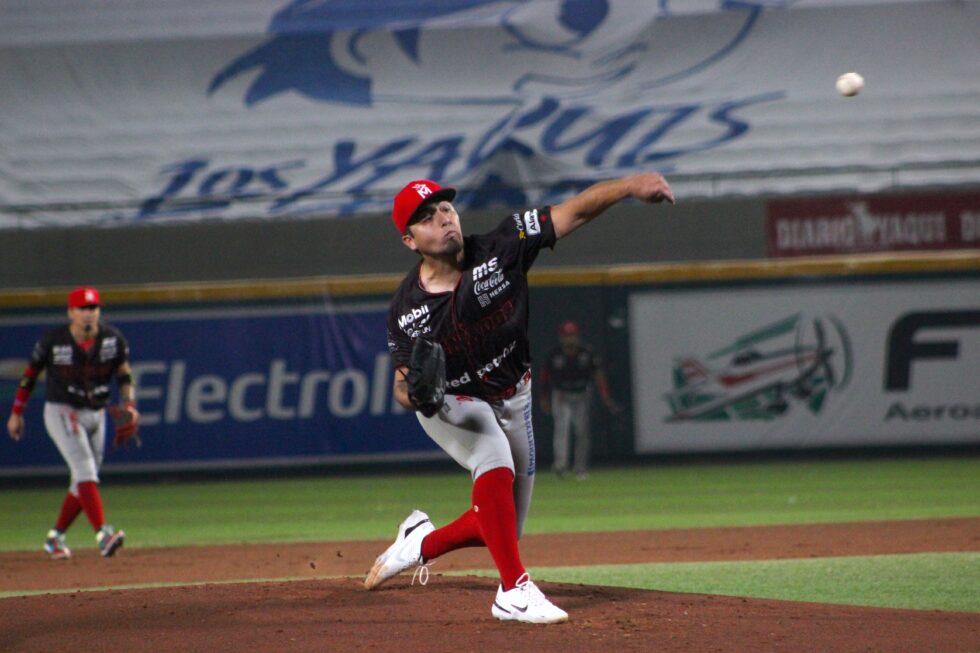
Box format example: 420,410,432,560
364,173,674,624
539,320,618,479
6,287,139,559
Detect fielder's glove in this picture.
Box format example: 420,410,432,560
109,401,141,448
406,338,446,418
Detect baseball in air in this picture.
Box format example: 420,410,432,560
836,72,864,97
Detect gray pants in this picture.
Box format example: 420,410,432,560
551,390,591,474
43,402,106,494
417,375,535,538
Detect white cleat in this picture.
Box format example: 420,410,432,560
491,573,568,624
44,529,71,560
97,525,125,558
364,510,435,590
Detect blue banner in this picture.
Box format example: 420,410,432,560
0,304,437,473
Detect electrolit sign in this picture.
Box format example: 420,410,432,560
0,305,437,472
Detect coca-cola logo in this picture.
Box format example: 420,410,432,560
474,270,505,294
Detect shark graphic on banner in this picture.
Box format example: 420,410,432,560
130,1,788,221
209,0,615,106
5,0,977,227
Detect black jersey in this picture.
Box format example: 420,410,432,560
27,323,130,409
387,207,556,400
543,345,601,393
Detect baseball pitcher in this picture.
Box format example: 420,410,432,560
362,173,673,624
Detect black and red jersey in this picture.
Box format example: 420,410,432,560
24,323,130,409
541,345,602,393
387,207,556,400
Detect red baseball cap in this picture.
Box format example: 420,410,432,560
558,320,580,336
68,286,101,308
392,179,456,235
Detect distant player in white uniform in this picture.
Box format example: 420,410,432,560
6,287,139,559
363,173,674,623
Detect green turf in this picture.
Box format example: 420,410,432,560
520,552,980,613
1,456,976,552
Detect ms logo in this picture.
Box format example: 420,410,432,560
665,313,852,422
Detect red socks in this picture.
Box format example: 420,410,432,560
420,508,482,561
418,467,528,590
76,481,106,532
54,492,83,532
472,467,527,590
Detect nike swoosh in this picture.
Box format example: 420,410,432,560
403,519,431,538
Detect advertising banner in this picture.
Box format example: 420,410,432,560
630,279,980,453
4,0,980,227
767,191,980,257
0,304,439,475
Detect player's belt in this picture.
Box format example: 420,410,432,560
483,370,532,402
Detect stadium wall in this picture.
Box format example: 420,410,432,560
0,195,761,288
1,254,976,477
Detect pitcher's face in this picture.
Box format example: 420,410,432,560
402,201,463,257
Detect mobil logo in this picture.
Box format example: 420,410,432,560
398,304,430,329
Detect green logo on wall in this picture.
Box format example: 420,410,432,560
665,314,852,422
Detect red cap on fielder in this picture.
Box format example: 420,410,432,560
392,179,457,235
558,320,580,336
68,286,101,308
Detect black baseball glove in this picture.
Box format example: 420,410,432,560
406,338,446,418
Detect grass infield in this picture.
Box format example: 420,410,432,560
2,456,977,549
524,552,980,613
1,455,977,611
